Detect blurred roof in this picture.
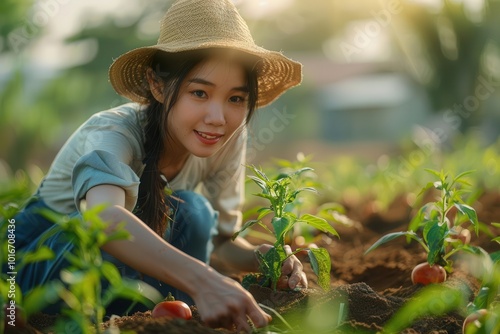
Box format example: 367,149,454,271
291,52,401,86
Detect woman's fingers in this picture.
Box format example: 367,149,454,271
194,275,271,331
245,307,272,330
281,244,308,289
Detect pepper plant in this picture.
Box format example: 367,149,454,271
232,165,338,291
365,169,481,278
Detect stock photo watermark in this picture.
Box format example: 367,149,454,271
340,0,403,62
5,218,19,328
6,0,69,53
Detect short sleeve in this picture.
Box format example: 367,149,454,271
72,150,140,212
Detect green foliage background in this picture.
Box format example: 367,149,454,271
1,0,500,175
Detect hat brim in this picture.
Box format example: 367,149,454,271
108,42,302,108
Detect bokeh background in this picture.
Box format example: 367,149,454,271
1,0,500,181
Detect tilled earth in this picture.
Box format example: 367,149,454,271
24,190,500,334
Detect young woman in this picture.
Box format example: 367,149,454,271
8,0,304,331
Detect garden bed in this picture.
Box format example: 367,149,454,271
24,190,500,334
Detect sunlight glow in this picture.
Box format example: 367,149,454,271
237,0,295,19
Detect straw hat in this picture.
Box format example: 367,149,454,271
108,0,302,108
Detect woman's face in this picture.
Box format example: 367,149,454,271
165,57,250,158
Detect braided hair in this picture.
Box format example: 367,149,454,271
135,49,259,236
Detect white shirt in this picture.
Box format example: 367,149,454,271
38,103,246,237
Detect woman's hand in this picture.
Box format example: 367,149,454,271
86,185,269,331
257,244,308,290
191,268,271,332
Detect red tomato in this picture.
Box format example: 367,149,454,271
411,262,447,285
462,309,488,333
151,301,192,320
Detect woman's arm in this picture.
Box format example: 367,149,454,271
85,184,270,331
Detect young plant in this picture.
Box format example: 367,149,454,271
383,284,470,333
40,205,162,334
1,203,61,334
232,165,338,291
461,246,500,333
365,169,480,284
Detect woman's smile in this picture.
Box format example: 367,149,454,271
194,130,224,145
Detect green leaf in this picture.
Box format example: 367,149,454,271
248,175,268,192
422,218,441,244
308,247,331,291
100,261,122,286
253,192,274,201
263,247,285,291
452,170,475,186
17,246,54,270
248,165,270,182
426,223,447,266
292,167,314,177
454,203,479,234
102,279,162,309
23,281,65,317
417,181,437,199
424,168,442,179
489,250,500,263
60,269,86,285
383,285,468,333
38,208,68,225
271,216,292,243
472,287,493,310
408,203,437,232
364,231,420,255
297,213,339,238
317,202,346,215
456,245,485,257
232,219,260,240
106,229,131,243
257,208,273,220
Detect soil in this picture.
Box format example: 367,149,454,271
19,190,500,333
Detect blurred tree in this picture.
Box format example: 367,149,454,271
0,0,35,53
392,0,500,132
2,0,499,172
0,0,173,171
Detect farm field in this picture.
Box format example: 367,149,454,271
2,139,500,334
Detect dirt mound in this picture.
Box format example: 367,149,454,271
25,190,500,334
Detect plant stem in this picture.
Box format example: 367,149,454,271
258,303,294,331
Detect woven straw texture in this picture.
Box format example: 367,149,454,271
108,0,302,108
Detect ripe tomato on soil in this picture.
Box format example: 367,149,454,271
462,309,488,333
411,262,447,285
151,300,192,320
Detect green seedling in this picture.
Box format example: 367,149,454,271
1,203,57,334
40,205,162,334
383,283,470,333
233,165,338,291
365,169,481,284
460,243,500,334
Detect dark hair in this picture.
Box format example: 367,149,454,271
134,49,259,236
